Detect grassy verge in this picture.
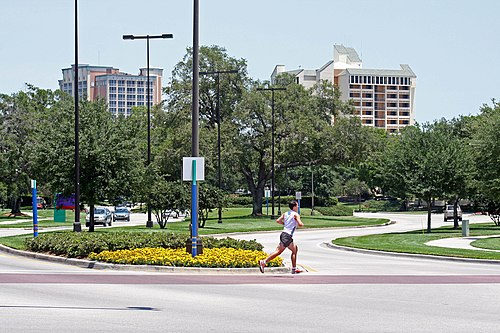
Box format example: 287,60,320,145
112,207,388,234
470,237,500,251
333,223,500,260
0,207,388,250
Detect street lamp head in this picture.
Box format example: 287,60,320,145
161,33,174,39
122,35,135,40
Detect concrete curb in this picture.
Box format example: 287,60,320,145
0,244,290,274
323,241,500,265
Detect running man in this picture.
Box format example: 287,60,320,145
259,200,304,274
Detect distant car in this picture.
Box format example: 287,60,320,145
444,204,462,221
86,207,113,227
113,207,130,222
163,210,180,219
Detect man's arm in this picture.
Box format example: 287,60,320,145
295,213,304,227
276,214,284,225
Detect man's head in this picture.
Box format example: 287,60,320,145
289,200,298,211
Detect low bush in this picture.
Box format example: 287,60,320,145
89,247,282,268
315,205,353,216
24,232,264,258
361,199,403,212
226,195,253,207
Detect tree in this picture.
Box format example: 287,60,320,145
470,100,500,225
0,86,57,215
148,178,189,229
29,94,145,231
345,178,370,211
380,121,466,232
198,183,226,228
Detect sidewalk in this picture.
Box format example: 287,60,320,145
426,235,500,252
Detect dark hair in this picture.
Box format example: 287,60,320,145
289,200,298,210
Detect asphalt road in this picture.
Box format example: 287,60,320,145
1,212,499,332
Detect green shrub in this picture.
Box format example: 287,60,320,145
24,231,264,258
315,205,353,216
361,199,402,212
226,195,253,207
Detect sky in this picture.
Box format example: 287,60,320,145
1,0,499,123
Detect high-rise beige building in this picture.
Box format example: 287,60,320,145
271,45,416,133
59,64,163,117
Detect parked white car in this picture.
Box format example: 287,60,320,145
85,207,113,227
443,204,462,221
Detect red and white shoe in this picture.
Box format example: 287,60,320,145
259,260,266,273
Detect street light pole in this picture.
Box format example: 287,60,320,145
73,0,81,232
122,33,173,228
257,86,286,219
199,69,238,224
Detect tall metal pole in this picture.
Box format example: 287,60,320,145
311,163,315,215
271,89,275,219
257,86,286,219
199,69,238,224
192,1,199,158
73,0,81,232
145,36,153,228
122,33,173,229
216,73,222,224
191,0,200,256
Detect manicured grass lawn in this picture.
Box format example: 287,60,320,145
112,207,388,235
470,237,500,251
333,223,500,260
0,207,388,250
0,209,83,228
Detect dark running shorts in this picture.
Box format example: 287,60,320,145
280,232,294,247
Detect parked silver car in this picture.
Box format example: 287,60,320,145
113,207,130,222
443,204,462,221
85,207,113,227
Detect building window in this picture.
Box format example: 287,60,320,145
118,94,125,100
109,94,116,100
118,80,125,86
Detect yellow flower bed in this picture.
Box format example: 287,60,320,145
88,247,283,268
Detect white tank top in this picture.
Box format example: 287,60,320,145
283,210,297,235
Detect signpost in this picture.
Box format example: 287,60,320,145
31,180,38,237
183,157,205,257
295,191,302,215
265,189,270,216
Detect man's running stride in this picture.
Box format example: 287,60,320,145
259,200,304,274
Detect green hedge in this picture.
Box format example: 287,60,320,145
315,205,353,216
360,199,403,212
227,194,338,208
24,231,263,258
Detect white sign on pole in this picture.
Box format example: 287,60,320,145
182,157,205,181
295,191,302,200
264,190,271,198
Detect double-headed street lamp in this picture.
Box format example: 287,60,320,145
199,69,238,224
123,33,173,228
257,86,286,219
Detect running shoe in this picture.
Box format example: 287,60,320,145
291,267,303,274
259,260,266,273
